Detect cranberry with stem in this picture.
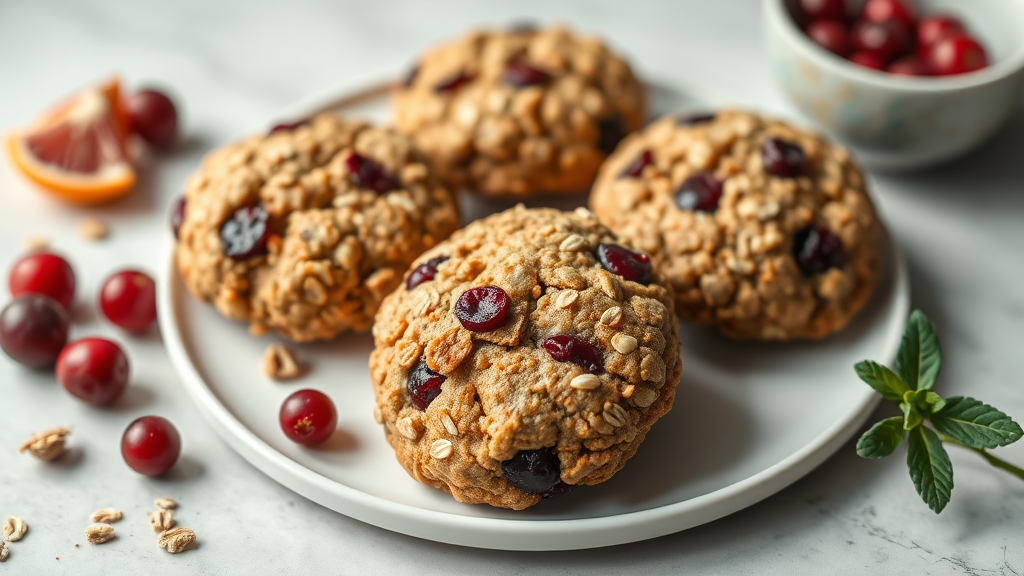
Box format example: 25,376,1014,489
406,256,449,290
220,206,270,259
279,389,337,447
407,362,446,410
502,449,562,494
99,270,157,332
596,243,652,284
455,286,511,332
0,295,69,368
57,337,129,406
121,416,182,476
674,172,723,212
127,89,178,149
542,335,604,374
9,252,76,309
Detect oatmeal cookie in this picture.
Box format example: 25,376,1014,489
369,206,682,510
393,25,645,199
589,110,882,340
175,114,460,341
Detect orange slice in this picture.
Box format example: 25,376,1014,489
6,78,136,205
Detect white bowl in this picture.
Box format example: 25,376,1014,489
764,0,1024,170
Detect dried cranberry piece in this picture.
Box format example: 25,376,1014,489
170,196,186,239
597,115,627,155
503,61,551,87
407,362,446,410
761,138,807,178
677,112,716,126
346,152,399,194
541,481,571,499
619,149,652,179
435,71,473,93
220,206,270,259
405,256,449,290
793,225,845,275
596,243,652,284
269,119,309,135
401,65,419,88
542,335,604,374
674,171,723,212
502,449,562,495
454,286,510,332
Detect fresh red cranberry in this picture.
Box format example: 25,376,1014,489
407,362,446,410
220,206,270,259
916,14,964,56
503,61,552,87
542,335,604,374
761,138,807,178
850,50,889,70
502,449,562,494
121,416,181,476
346,152,399,194
596,243,652,284
807,20,851,57
888,56,932,76
863,0,915,28
401,65,419,88
796,0,847,22
56,337,129,406
279,389,337,447
793,225,845,275
127,89,178,148
405,256,449,290
619,150,652,178
928,34,988,75
674,172,723,212
0,295,69,369
677,112,716,126
269,119,309,134
455,286,510,332
434,71,473,93
597,115,627,155
171,196,186,239
99,270,157,332
851,19,909,62
9,252,76,310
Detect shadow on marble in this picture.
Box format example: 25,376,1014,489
155,454,206,483
110,384,155,412
315,427,360,453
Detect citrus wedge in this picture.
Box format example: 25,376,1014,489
7,78,136,205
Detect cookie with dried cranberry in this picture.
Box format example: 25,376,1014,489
369,205,682,510
175,114,460,341
589,110,882,340
393,25,645,199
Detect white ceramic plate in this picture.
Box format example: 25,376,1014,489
158,76,910,551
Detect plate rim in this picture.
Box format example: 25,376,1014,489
159,76,909,551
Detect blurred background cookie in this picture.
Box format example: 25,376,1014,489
175,114,460,341
589,110,882,340
394,25,645,199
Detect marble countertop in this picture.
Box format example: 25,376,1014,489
1,0,1022,574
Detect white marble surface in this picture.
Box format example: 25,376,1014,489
0,0,1022,574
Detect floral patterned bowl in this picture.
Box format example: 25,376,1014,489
764,0,1024,170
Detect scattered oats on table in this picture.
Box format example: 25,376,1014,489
21,236,50,251
149,510,175,532
89,508,122,524
157,527,196,553
261,343,302,380
77,217,108,241
3,517,27,541
18,427,70,461
84,524,115,544
0,541,8,562
154,497,177,510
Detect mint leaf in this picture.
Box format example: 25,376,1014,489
906,425,954,513
855,360,909,402
930,396,1024,449
922,391,946,414
895,310,942,391
901,402,924,430
857,417,906,459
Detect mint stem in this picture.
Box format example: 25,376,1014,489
940,435,1024,482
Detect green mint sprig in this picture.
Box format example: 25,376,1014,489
854,310,1024,513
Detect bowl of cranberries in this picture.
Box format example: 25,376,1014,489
765,0,1024,170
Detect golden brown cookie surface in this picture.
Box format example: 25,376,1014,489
369,206,682,509
589,110,882,340
175,114,460,341
394,26,645,199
